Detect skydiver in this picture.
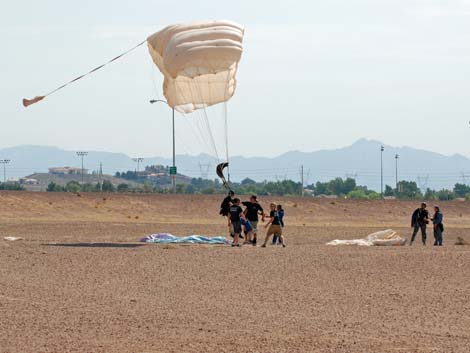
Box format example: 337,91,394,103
219,190,234,217
242,195,265,246
410,202,429,245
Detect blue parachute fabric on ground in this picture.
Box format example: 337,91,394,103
140,233,230,245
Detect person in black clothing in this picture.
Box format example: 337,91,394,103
410,202,429,245
431,205,444,246
219,190,234,217
242,195,265,246
228,198,244,247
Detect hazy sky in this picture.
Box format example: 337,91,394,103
2,0,470,159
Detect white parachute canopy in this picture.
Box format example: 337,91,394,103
147,20,244,113
326,229,407,246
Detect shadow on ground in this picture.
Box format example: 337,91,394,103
42,243,145,248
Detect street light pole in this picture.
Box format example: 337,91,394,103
380,146,384,198
0,159,11,183
150,99,176,193
395,154,399,195
172,106,176,193
76,151,88,184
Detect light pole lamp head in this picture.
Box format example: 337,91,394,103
381,146,384,152
395,154,399,159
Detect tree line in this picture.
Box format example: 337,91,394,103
43,177,470,200
2,176,470,201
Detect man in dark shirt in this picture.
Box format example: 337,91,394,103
229,198,243,247
219,190,234,217
242,195,265,246
410,202,429,245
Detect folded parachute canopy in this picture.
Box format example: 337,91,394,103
326,229,407,246
23,20,244,110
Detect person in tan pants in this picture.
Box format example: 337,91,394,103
261,203,286,247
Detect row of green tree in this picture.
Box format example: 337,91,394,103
0,182,25,190
307,178,470,200
4,177,470,201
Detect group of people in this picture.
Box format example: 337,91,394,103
410,202,444,246
220,191,286,247
221,193,446,247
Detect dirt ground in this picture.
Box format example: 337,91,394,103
1,192,470,353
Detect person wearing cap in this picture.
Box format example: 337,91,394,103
242,195,265,246
410,202,429,245
431,205,444,246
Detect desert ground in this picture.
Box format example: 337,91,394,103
1,191,470,353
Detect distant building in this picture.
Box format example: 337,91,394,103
20,178,39,185
48,167,88,175
314,194,338,199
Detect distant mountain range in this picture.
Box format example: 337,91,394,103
1,139,470,191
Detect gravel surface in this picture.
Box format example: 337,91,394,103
1,192,470,352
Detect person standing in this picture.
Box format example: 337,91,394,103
261,203,285,247
220,190,234,217
242,195,265,246
228,198,244,247
272,204,284,245
432,205,444,246
410,202,429,245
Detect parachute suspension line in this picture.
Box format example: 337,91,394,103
192,76,220,161
173,82,214,157
201,105,220,161
23,39,147,107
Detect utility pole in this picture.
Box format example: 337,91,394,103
0,159,11,183
150,99,176,193
300,165,304,197
395,154,399,195
380,146,384,198
198,162,211,180
132,157,144,173
171,106,176,193
76,151,88,184
99,162,103,191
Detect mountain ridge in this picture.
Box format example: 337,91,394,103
1,139,470,191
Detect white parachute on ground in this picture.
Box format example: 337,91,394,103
326,229,407,246
147,20,244,113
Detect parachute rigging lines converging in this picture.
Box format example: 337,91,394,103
216,162,232,190
22,20,244,184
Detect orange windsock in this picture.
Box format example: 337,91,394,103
23,96,45,107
